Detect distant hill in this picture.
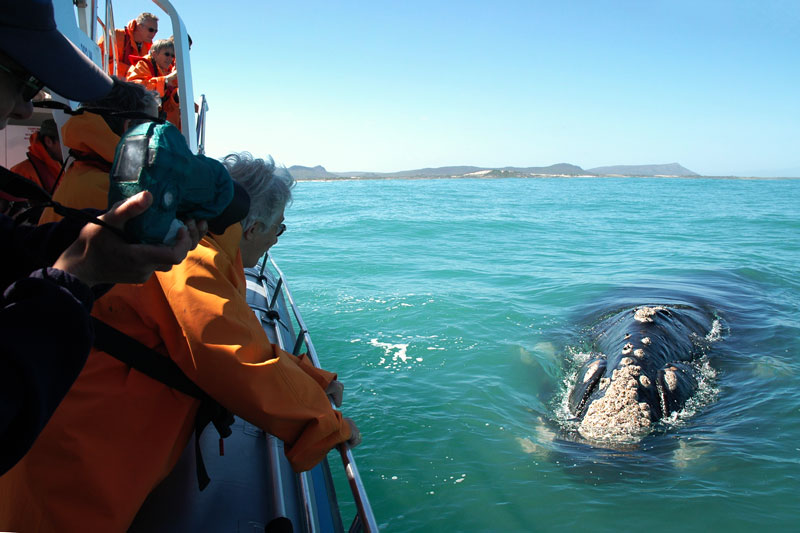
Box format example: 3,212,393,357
586,163,698,177
498,163,587,175
289,163,592,180
349,166,485,178
287,165,339,179
288,162,703,180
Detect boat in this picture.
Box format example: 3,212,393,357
1,1,376,531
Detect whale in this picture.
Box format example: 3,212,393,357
567,304,715,443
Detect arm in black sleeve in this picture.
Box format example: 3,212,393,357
1,212,89,281
0,214,100,475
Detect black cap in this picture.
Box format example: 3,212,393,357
0,0,114,102
208,180,250,235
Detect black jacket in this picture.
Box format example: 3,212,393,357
0,213,97,475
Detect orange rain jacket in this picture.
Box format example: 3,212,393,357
126,55,181,129
8,132,62,194
37,112,119,224
0,224,352,532
97,19,152,77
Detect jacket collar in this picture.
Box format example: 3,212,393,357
60,112,120,164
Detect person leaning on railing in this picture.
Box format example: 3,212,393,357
0,0,205,478
126,38,181,129
0,152,361,531
97,11,159,77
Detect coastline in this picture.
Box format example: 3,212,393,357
295,173,800,182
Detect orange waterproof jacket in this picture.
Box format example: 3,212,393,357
38,112,119,224
8,132,62,194
97,19,152,77
127,55,181,129
0,224,352,532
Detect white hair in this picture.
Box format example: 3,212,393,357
221,152,295,230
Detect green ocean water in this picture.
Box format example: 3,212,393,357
271,177,800,532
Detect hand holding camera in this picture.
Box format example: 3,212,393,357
108,122,246,245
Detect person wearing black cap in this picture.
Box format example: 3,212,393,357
0,0,206,476
0,153,360,531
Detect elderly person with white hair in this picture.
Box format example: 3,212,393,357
127,38,181,127
0,152,361,531
98,11,160,76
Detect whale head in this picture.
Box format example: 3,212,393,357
567,306,706,443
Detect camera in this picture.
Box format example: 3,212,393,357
108,122,238,244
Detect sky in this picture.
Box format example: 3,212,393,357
108,0,799,176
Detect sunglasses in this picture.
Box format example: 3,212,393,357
146,26,158,33
0,63,45,102
163,52,174,58
275,223,286,237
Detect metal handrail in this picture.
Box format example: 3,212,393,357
253,266,318,532
151,0,197,151
196,94,209,155
102,0,119,77
258,255,379,533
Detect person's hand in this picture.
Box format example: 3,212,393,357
326,380,344,408
344,418,361,448
181,217,207,250
165,70,178,86
53,191,207,286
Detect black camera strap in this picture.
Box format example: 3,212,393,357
32,100,165,124
91,317,234,491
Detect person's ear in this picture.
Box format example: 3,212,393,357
242,221,262,241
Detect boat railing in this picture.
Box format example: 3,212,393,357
96,0,120,78
253,255,379,533
195,94,208,155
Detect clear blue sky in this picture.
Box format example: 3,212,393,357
110,0,799,176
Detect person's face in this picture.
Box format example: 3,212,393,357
239,208,286,268
153,48,174,71
0,53,41,129
134,19,159,43
42,135,63,163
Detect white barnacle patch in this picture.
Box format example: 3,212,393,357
641,337,651,345
620,357,634,366
633,348,645,358
599,378,610,390
622,343,633,355
633,306,666,323
624,333,631,340
583,361,602,383
578,364,653,442
639,375,651,388
664,369,679,391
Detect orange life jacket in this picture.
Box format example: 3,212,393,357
97,19,152,77
8,132,62,194
127,55,181,129
0,225,352,532
38,112,120,224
